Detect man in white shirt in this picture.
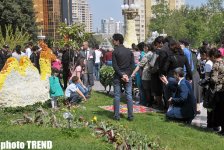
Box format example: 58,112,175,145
94,44,102,81
25,42,33,58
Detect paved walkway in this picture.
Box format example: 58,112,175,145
93,81,207,128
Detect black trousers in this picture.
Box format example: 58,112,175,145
142,80,154,106
214,92,224,129
207,110,217,128
63,67,69,90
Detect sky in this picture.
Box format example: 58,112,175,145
89,0,207,32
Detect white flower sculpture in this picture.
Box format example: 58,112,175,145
0,44,56,107
0,56,49,107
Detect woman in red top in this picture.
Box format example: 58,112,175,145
104,48,113,66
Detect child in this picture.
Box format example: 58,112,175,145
49,68,64,109
65,76,87,105
72,76,89,97
52,59,63,88
52,59,62,71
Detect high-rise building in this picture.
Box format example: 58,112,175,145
33,0,61,39
101,19,108,33
168,0,185,10
134,0,145,42
123,0,185,42
115,21,124,34
61,0,72,25
71,0,93,32
101,18,123,35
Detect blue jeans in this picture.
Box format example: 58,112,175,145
166,106,183,119
106,61,112,66
113,77,133,119
69,92,82,104
94,63,100,80
76,83,89,97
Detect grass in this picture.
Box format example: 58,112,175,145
0,91,224,150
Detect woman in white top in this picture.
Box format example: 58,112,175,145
12,45,25,61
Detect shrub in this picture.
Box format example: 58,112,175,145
99,65,115,93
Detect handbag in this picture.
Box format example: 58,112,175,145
148,52,159,74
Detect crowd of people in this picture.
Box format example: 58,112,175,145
111,33,224,134
0,33,224,134
0,41,113,109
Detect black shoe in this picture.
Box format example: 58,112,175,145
127,117,134,121
213,127,221,132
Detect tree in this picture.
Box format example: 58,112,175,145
149,0,170,33
57,23,92,48
149,2,188,43
0,25,31,50
165,10,188,41
88,34,100,48
0,0,37,39
207,0,224,12
148,0,224,47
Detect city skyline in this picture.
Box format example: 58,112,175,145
89,0,207,32
100,17,123,34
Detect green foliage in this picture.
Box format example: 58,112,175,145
94,121,163,150
99,66,115,92
60,128,79,138
149,0,224,47
56,23,92,48
0,0,37,39
45,37,54,49
0,25,30,50
3,102,46,114
8,101,164,149
3,96,66,114
11,108,55,127
150,1,170,33
88,34,101,48
0,92,224,149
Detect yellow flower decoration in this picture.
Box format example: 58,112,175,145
0,40,56,90
38,41,56,80
0,57,37,90
19,56,36,76
0,58,19,90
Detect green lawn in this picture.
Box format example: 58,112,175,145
0,91,224,150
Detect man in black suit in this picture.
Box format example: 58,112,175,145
112,34,135,121
160,67,196,123
79,41,95,92
62,44,74,90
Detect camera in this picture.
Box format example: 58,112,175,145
198,78,210,87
